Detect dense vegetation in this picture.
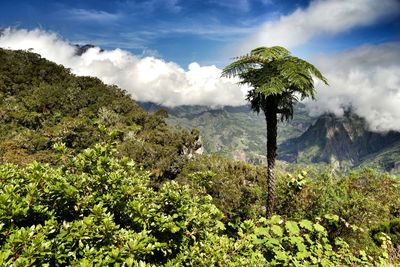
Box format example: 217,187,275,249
0,48,199,181
1,144,397,266
0,48,399,265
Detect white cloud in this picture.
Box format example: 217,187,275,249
65,9,121,22
0,28,247,107
1,26,399,132
238,0,400,53
306,43,400,132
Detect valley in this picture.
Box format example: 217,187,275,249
140,102,400,172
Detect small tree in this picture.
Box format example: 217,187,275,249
222,46,328,217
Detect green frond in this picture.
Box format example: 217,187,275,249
223,45,328,121
246,89,263,114
221,56,260,78
277,92,299,121
251,46,291,60
222,46,291,78
287,57,329,85
256,77,286,96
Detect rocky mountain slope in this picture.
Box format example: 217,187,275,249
140,103,400,171
279,112,400,171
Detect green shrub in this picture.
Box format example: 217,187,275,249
275,168,400,250
0,143,392,266
370,218,400,261
176,155,266,223
0,143,224,265
250,215,388,266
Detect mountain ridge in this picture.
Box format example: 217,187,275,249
279,112,400,171
139,102,400,171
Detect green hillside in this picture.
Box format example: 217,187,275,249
0,48,268,222
0,48,201,180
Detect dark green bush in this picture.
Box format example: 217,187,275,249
0,144,225,265
0,143,391,266
176,155,266,223
370,218,400,261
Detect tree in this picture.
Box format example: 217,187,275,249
222,46,328,217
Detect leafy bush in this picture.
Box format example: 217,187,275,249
177,155,266,223
0,144,224,265
0,143,391,266
249,215,388,266
370,218,400,261
275,168,400,249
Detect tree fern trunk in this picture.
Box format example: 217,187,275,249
265,98,278,218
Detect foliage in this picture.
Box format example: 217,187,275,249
249,215,389,266
178,162,400,258
0,144,224,265
276,168,400,224
370,218,400,261
222,46,327,120
177,155,266,223
275,167,400,254
0,144,392,266
0,48,199,181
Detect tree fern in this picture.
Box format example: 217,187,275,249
222,46,328,217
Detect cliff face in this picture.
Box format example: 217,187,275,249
279,113,400,170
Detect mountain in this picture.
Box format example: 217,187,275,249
279,112,400,171
140,103,400,171
3,47,397,173
74,44,104,55
139,102,316,164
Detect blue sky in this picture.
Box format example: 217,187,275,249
1,0,398,67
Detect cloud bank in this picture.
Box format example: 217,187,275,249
238,0,400,53
1,3,400,133
0,28,247,107
306,43,400,132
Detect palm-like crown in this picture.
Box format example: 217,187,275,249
222,46,328,121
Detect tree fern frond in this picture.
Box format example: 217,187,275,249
288,57,329,85
256,77,286,96
251,46,291,60
221,56,261,78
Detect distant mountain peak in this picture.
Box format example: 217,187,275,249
74,44,103,56
279,112,400,170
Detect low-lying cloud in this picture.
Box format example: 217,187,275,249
1,28,400,132
0,28,247,107
306,43,400,132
